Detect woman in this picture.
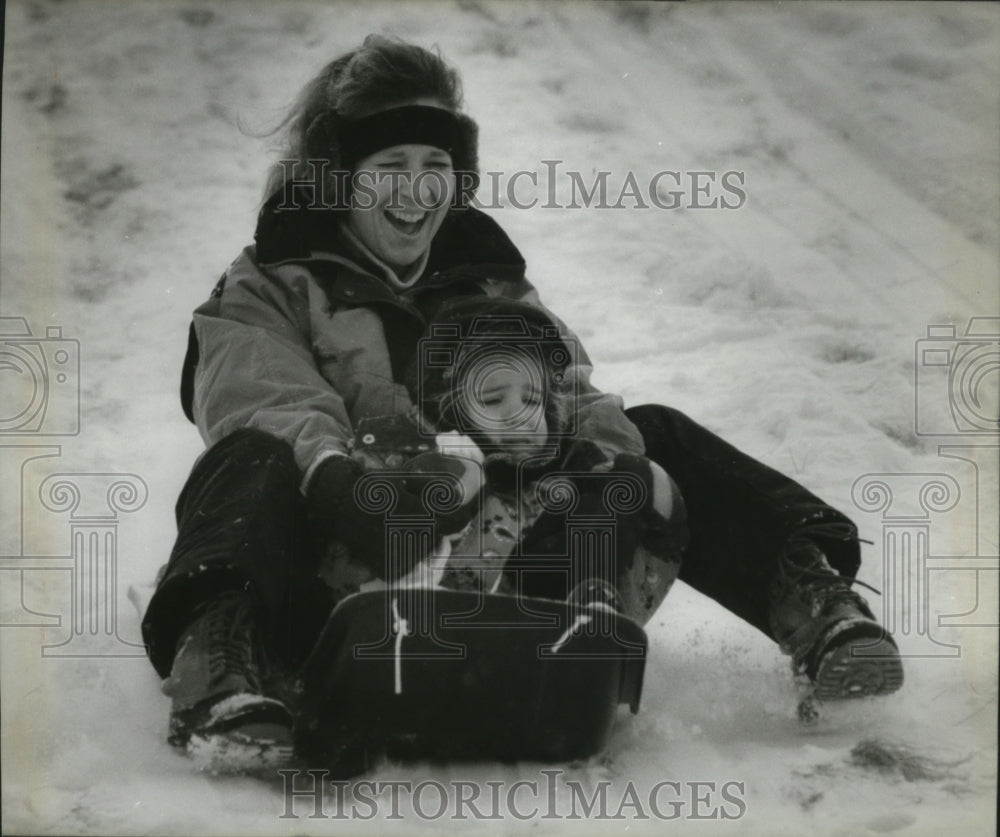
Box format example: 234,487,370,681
143,35,901,769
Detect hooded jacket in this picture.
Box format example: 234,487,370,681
404,295,577,446
181,198,645,488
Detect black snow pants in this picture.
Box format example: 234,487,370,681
141,405,861,678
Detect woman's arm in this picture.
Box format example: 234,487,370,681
191,248,354,484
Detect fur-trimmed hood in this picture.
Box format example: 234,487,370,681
405,295,580,444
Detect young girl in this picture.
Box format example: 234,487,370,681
323,296,687,617
407,295,688,620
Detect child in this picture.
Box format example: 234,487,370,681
314,295,686,624
404,295,689,622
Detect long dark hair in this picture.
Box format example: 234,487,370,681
259,35,477,202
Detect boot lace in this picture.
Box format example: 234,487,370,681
202,592,263,691
790,573,877,623
778,520,881,618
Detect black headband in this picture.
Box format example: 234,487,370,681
338,105,463,170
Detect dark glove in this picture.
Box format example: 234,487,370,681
307,454,482,580
609,453,689,557
557,439,615,473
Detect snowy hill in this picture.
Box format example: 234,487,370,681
2,2,997,835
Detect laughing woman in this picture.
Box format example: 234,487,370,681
142,35,901,769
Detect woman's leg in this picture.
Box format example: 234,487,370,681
627,404,903,700
142,428,333,678
141,429,338,767
625,404,862,639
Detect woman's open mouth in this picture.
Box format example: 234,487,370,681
384,207,428,236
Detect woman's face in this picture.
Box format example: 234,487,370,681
347,143,455,273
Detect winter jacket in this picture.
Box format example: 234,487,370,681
180,199,645,488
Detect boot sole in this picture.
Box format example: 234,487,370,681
813,634,904,701
170,694,296,773
186,724,296,774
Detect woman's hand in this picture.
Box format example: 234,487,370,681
306,451,483,580
398,435,485,515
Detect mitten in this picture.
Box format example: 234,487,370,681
610,454,689,557
396,449,484,535
307,453,482,580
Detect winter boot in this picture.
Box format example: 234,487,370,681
769,541,903,700
162,591,294,771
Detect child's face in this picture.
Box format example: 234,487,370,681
460,364,550,458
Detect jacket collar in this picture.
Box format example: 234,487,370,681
281,249,509,310
337,224,429,289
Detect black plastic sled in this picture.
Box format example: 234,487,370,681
294,588,648,775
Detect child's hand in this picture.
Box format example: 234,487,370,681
646,460,677,519
433,431,485,464
429,432,485,501
602,454,679,517
607,454,689,556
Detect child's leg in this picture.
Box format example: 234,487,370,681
513,457,686,624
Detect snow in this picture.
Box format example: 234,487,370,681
1,1,997,835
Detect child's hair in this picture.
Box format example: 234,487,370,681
409,296,577,443
258,35,478,201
